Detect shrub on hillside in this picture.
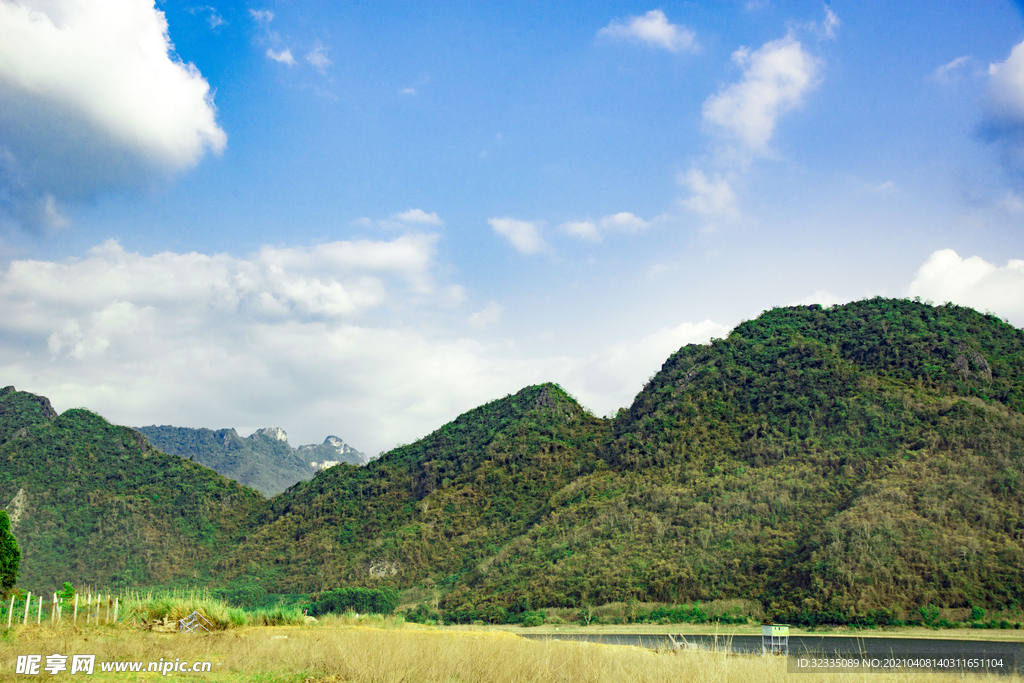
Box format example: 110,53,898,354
308,587,400,616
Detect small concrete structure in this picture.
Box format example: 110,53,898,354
761,624,789,655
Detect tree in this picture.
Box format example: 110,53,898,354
0,511,20,593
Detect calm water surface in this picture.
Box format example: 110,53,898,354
520,633,1024,674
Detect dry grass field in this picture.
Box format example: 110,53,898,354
0,616,1019,683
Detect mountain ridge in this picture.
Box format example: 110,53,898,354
2,297,1022,623
135,425,368,496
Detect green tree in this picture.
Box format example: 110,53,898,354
0,511,20,592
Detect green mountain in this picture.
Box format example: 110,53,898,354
0,387,264,589
3,298,1023,624
215,383,607,595
218,298,1024,621
135,425,367,496
446,299,1024,619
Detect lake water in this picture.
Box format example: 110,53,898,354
519,633,1024,674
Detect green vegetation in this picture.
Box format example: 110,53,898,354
0,510,19,592
308,587,401,616
3,298,1024,628
216,383,608,595
0,387,265,589
121,589,306,628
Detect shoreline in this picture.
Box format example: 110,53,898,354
441,622,1024,642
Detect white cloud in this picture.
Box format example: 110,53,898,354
702,34,821,152
266,48,294,64
0,0,226,230
0,236,462,452
931,55,971,83
395,209,442,225
401,87,416,96
599,212,650,233
306,41,331,73
266,48,296,65
597,9,697,53
489,217,547,254
560,213,651,242
820,8,840,40
982,40,1024,169
790,290,848,308
909,249,1024,325
249,9,273,23
0,238,735,457
562,319,731,416
467,301,502,329
867,180,896,193
560,221,601,242
679,169,740,221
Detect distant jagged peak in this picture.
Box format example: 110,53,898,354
251,427,288,443
323,435,347,448
299,434,368,468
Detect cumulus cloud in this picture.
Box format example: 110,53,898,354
489,217,547,254
560,221,601,242
981,39,1024,172
0,236,464,450
599,212,650,233
267,48,296,65
0,0,227,230
679,169,740,222
560,213,652,242
702,34,820,152
562,319,731,415
909,249,1024,325
597,9,697,53
467,301,502,329
0,237,734,456
395,209,442,225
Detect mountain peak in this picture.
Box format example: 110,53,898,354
251,427,288,443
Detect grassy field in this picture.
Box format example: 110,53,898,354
0,615,1019,683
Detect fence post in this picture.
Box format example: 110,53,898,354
23,592,31,625
51,594,56,627
73,594,78,626
36,596,41,625
6,594,13,628
113,597,118,623
86,594,90,625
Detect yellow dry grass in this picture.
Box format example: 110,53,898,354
0,621,1017,683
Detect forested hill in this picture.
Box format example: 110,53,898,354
0,388,265,588
218,298,1024,622
2,298,1023,624
212,383,608,595
453,299,1024,619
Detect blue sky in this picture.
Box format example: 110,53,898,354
1,0,1023,457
